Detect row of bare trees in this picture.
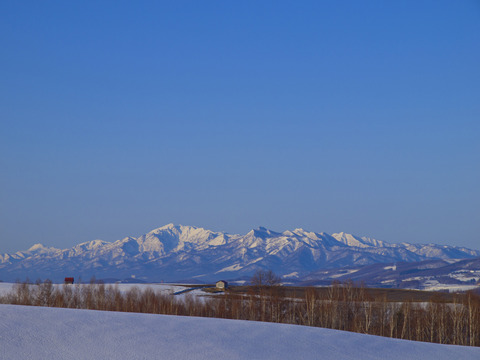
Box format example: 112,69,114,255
294,284,480,346
1,280,479,347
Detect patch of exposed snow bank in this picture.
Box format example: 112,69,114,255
215,264,243,273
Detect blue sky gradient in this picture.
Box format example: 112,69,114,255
1,1,479,252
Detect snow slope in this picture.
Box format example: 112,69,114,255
302,257,480,290
1,304,479,360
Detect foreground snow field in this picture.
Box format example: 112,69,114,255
1,305,479,360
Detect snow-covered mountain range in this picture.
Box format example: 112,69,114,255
0,224,478,284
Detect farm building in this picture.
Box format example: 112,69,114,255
64,277,74,284
216,280,228,289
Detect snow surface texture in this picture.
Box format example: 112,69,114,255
0,282,14,296
1,305,479,360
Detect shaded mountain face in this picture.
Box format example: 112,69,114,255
0,224,478,284
301,257,480,291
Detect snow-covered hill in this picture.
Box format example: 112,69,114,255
1,304,479,360
0,224,478,283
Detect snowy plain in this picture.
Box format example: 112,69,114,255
1,304,480,360
0,282,212,300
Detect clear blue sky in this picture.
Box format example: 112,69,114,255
1,1,479,253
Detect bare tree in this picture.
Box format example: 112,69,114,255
250,269,281,287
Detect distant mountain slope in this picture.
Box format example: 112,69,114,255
301,257,480,290
0,224,478,283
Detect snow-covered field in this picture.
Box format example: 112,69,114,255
0,282,215,301
0,282,14,296
1,304,479,360
420,283,480,293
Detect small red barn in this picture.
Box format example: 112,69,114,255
64,277,74,284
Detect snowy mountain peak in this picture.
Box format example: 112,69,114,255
332,232,375,248
248,227,281,238
151,223,181,234
27,243,58,253
1,224,479,283
76,240,108,249
292,228,318,238
28,243,47,251
151,224,211,238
